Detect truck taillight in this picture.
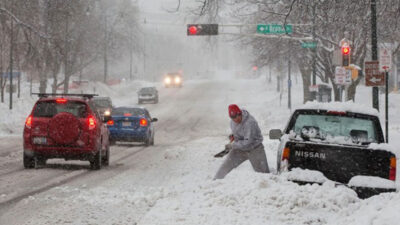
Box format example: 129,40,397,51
390,156,396,181
88,115,96,130
107,120,114,126
25,115,33,129
282,147,290,161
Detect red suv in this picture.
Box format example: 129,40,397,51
23,94,111,170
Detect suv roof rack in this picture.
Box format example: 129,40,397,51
31,93,98,99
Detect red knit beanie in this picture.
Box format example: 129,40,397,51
228,104,242,118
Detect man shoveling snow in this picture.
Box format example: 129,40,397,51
214,104,270,179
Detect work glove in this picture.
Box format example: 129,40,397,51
225,143,233,150
228,134,234,142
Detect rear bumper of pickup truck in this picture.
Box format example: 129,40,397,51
291,180,397,199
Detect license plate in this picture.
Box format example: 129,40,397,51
33,137,47,145
122,122,132,127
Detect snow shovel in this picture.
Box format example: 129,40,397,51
214,148,230,158
214,136,234,158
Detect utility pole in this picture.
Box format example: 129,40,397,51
63,12,69,94
371,0,379,110
9,12,13,110
129,26,133,80
103,11,108,83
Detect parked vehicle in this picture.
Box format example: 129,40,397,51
138,87,158,104
269,102,397,198
23,93,111,170
93,96,113,117
163,72,182,87
107,106,158,146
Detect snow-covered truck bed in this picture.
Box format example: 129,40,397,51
270,102,397,198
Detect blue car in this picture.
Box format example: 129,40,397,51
107,106,158,146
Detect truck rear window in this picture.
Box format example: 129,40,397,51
33,101,87,118
291,114,378,143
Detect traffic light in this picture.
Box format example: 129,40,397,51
341,45,351,66
187,24,218,36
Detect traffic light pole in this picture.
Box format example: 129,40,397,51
371,0,379,111
312,3,316,87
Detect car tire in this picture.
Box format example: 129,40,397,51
102,145,110,166
90,148,102,170
37,158,47,166
145,138,151,147
151,136,155,146
154,98,158,104
23,152,35,169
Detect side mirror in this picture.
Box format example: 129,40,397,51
269,129,282,139
151,118,158,122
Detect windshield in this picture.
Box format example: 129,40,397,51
290,114,378,143
113,107,145,116
93,99,111,108
140,88,155,93
33,101,87,118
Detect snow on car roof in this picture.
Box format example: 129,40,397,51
298,101,379,117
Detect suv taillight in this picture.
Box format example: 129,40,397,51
25,115,33,129
88,115,96,130
390,156,396,181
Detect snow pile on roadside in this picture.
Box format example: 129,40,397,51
138,170,359,225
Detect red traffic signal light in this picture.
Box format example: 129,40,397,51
188,25,198,35
342,46,350,55
187,24,218,36
341,45,351,66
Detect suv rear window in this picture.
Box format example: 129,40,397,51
113,107,145,116
33,101,88,118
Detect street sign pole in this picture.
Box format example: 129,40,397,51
288,40,292,111
385,70,388,143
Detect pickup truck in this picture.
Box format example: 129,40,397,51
269,102,397,198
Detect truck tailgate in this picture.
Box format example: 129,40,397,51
286,141,394,184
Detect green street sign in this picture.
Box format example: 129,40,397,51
301,42,317,48
257,24,292,34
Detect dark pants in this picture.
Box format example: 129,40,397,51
214,145,269,179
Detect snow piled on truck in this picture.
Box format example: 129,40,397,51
299,101,379,116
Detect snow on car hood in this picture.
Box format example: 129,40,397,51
299,101,379,117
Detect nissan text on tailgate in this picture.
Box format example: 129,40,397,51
23,94,111,170
269,102,397,198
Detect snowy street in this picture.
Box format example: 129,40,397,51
1,75,400,225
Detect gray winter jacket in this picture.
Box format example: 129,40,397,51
230,109,263,151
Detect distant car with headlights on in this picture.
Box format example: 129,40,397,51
163,72,182,88
93,96,113,117
138,87,158,104
107,106,158,146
